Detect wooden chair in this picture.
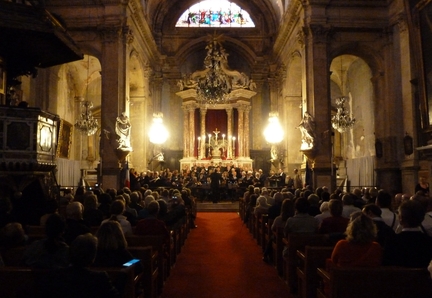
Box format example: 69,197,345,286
296,245,334,298
129,246,159,298
316,266,432,298
282,234,330,294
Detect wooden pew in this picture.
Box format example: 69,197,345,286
282,234,331,294
0,265,139,298
0,246,27,266
128,246,159,298
316,266,432,298
271,227,284,276
296,246,334,298
126,235,169,295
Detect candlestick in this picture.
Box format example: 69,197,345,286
197,136,201,159
232,136,236,158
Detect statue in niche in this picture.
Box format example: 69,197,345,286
115,112,132,151
297,111,316,150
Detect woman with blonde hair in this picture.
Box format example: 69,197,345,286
92,220,134,268
328,212,382,267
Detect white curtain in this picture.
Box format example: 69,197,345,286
56,158,81,188
346,156,375,189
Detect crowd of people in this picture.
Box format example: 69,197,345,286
0,184,197,296
243,182,432,276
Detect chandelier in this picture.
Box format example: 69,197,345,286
331,97,355,133
75,100,99,136
264,112,284,144
196,39,232,105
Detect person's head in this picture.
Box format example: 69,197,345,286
110,200,125,216
345,212,377,244
45,213,66,239
281,198,295,219
70,233,98,267
307,194,320,207
321,191,330,202
83,194,98,211
319,201,330,213
273,192,284,205
0,222,26,247
66,202,84,220
130,192,140,205
399,200,425,228
329,199,343,217
353,188,362,198
294,197,309,214
376,190,392,209
257,196,268,207
147,201,160,216
342,194,354,206
362,204,382,218
96,221,127,251
144,195,155,207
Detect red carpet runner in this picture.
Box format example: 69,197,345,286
160,212,291,298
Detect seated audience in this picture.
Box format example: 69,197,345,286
375,190,399,231
328,212,382,268
98,193,112,219
315,201,331,225
341,194,361,218
101,200,132,236
284,197,318,237
93,221,136,268
318,199,349,239
0,222,27,248
24,214,69,269
83,194,104,227
64,202,91,245
362,204,395,247
307,194,321,217
254,195,271,218
45,233,123,297
383,200,432,268
39,199,59,226
135,201,170,248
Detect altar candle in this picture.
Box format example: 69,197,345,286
198,136,201,147
222,134,225,144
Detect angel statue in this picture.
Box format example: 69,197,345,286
296,111,316,150
115,112,132,150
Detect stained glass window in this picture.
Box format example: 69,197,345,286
175,0,255,28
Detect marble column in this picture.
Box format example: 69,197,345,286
237,106,245,158
188,106,196,159
304,24,334,191
226,107,233,159
244,106,251,158
200,108,207,159
182,106,189,158
99,26,128,189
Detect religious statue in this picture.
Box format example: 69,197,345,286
297,111,316,150
115,112,132,150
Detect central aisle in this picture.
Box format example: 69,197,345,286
160,212,291,298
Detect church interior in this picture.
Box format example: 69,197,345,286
0,0,431,196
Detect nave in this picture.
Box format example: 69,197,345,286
160,212,291,298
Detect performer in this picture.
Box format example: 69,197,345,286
210,167,222,203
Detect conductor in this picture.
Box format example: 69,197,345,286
210,167,222,203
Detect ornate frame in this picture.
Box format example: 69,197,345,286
56,119,73,159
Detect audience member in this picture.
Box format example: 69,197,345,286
362,204,395,247
307,194,321,216
254,195,271,218
383,200,432,268
45,233,122,297
341,194,361,218
101,200,132,236
83,194,104,227
375,190,399,231
284,197,318,237
318,199,349,238
24,214,69,269
328,212,382,268
315,201,331,225
40,199,59,226
64,202,91,245
93,221,135,268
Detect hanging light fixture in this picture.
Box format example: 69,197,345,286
195,39,232,105
264,112,284,144
148,112,168,145
74,56,98,136
331,97,356,133
75,100,99,136
331,56,355,133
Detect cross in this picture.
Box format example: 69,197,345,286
213,128,220,141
